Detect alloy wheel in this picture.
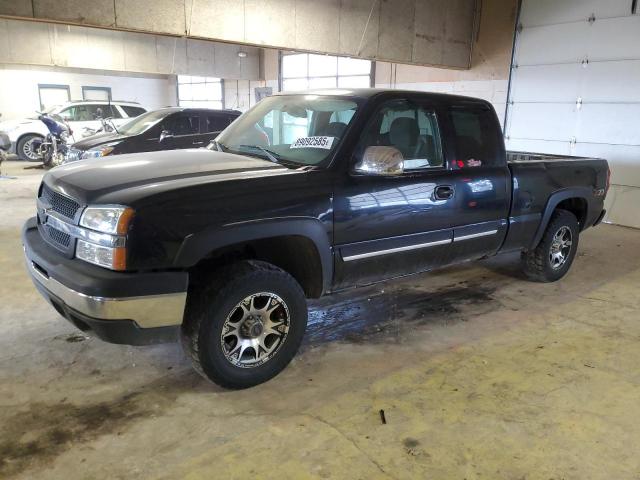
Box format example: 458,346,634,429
549,226,573,269
220,292,290,368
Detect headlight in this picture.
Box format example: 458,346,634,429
81,144,117,159
76,206,134,270
80,206,134,235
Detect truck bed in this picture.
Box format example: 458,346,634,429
501,150,609,253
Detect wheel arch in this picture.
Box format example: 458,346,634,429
175,218,332,298
17,131,45,144
529,187,592,250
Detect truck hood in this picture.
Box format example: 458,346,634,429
44,149,294,205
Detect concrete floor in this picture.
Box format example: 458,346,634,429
1,160,640,479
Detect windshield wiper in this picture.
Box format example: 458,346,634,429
237,144,282,164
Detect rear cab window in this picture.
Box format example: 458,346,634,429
449,102,503,168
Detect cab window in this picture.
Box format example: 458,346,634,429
355,99,443,170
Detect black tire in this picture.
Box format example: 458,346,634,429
522,209,580,282
17,134,43,161
181,260,308,389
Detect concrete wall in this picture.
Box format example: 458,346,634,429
0,65,176,120
221,49,279,112
0,0,477,69
375,0,517,125
0,18,261,79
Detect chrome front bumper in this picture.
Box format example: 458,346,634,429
26,254,186,329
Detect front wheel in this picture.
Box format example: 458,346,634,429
181,260,308,389
522,209,580,282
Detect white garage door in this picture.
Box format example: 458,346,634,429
504,0,640,228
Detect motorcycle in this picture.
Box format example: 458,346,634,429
35,112,73,168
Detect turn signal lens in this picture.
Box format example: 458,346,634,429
76,240,128,271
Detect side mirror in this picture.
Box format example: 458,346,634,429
159,130,173,143
353,146,404,176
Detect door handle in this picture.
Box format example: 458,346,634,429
192,141,205,145
434,185,454,200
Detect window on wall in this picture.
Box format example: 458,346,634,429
178,76,223,109
82,86,111,101
281,53,372,92
38,85,70,111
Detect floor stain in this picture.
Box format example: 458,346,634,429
305,280,500,347
0,375,202,478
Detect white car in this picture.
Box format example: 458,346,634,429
0,100,147,160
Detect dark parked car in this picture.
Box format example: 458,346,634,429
64,107,241,162
24,89,609,389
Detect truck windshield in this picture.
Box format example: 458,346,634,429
214,95,359,167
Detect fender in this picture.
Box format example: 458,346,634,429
529,187,593,250
173,216,333,294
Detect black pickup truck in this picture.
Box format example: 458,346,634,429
23,89,609,388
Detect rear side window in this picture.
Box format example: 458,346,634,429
206,115,232,133
450,105,502,168
121,105,147,117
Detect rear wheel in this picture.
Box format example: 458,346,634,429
181,260,308,389
522,209,580,282
17,134,43,161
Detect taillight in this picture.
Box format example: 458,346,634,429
606,166,611,194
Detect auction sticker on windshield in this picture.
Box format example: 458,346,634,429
290,136,335,149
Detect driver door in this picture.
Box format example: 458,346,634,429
333,97,458,289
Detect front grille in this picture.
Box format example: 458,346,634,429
46,225,71,247
40,183,80,220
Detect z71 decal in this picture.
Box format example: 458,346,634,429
290,136,335,149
